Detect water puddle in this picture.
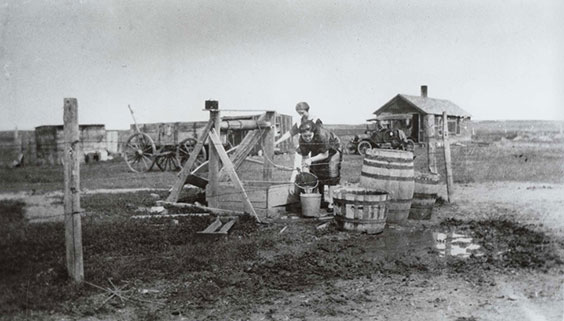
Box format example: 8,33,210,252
432,231,483,258
360,228,483,259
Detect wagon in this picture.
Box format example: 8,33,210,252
123,107,294,173
123,122,209,173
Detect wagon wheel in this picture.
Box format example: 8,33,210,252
357,141,372,156
156,146,180,171
177,138,207,171
124,133,156,172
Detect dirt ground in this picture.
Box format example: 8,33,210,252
2,181,563,321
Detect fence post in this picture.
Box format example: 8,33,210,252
262,111,276,181
442,112,454,203
207,109,221,208
424,115,437,173
63,98,84,283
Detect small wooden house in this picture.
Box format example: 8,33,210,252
35,124,108,165
372,86,472,143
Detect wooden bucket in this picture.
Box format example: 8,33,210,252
409,172,441,220
333,187,389,234
359,149,414,224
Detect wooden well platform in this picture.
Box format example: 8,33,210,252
206,180,296,219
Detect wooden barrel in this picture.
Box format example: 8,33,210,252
409,172,441,220
359,149,414,224
333,187,389,234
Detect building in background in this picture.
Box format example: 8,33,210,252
35,124,109,165
372,86,472,143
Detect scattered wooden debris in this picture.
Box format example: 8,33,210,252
197,217,238,235
316,222,330,230
131,213,210,219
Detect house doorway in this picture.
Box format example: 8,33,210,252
411,114,420,142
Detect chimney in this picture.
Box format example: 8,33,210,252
421,85,428,98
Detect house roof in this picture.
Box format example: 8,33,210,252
375,94,471,118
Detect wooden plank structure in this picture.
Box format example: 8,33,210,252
442,112,454,202
205,180,292,218
165,101,294,234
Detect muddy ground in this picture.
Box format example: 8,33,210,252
1,181,563,321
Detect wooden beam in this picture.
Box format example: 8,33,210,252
199,219,223,233
262,111,276,181
165,119,213,202
220,120,272,130
208,129,260,222
207,111,222,208
442,112,454,202
131,213,211,219
217,218,237,234
158,201,247,216
197,218,238,235
63,98,84,283
424,114,437,173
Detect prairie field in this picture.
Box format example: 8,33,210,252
0,125,563,321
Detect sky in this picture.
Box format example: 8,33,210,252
1,0,563,130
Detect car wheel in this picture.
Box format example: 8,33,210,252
357,141,372,155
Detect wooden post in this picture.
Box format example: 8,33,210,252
208,110,221,208
262,111,276,181
442,112,454,203
14,126,22,154
424,114,437,173
208,129,260,222
166,119,213,202
217,113,269,181
63,98,84,283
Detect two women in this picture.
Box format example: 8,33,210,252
276,101,342,208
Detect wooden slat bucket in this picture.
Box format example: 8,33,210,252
333,187,389,234
359,149,414,224
409,172,441,220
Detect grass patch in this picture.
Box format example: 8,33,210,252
412,143,564,183
0,199,25,224
1,141,563,193
0,159,178,193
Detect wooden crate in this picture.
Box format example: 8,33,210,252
206,180,295,219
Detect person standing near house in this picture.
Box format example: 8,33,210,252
294,121,342,208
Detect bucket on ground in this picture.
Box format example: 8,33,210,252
300,193,322,217
409,172,441,220
333,187,389,234
359,148,414,224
